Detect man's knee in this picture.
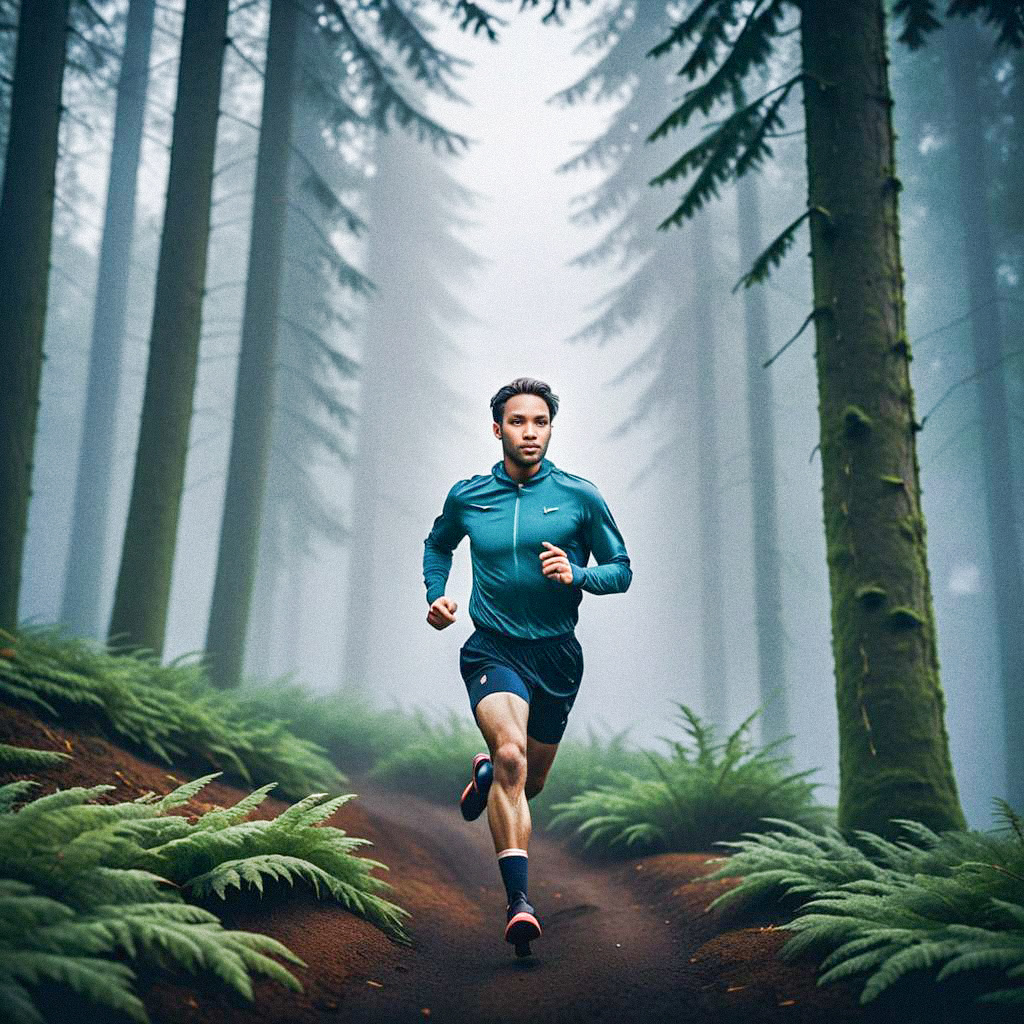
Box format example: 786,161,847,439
494,739,527,789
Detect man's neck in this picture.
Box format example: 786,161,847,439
503,455,542,483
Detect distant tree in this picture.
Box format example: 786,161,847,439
735,169,789,749
108,0,232,655
342,126,478,691
0,0,72,633
62,0,157,640
940,17,1024,810
552,2,753,737
204,0,303,690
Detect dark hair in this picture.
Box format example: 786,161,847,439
490,377,559,424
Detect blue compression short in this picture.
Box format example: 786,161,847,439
459,625,584,745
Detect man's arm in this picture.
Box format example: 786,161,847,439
570,491,632,595
423,483,467,604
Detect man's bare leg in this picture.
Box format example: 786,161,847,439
474,691,531,853
525,735,559,801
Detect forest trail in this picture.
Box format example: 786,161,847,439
2,706,968,1024
333,782,710,1024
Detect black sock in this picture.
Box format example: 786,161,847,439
497,849,528,903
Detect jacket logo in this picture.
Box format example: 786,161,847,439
543,506,559,514
470,503,493,510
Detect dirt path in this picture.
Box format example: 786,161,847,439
8,705,1006,1024
335,782,705,1024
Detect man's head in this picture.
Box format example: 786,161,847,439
490,377,559,470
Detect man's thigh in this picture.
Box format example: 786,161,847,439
475,690,529,752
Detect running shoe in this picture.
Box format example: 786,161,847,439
459,752,493,821
504,891,542,949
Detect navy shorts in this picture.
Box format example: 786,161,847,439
459,625,584,745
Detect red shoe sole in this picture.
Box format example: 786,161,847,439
505,911,541,944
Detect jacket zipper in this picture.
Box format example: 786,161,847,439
512,483,522,578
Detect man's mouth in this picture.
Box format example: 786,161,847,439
521,445,539,452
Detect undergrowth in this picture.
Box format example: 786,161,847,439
547,703,833,854
695,801,1024,1007
0,743,407,1024
368,713,656,828
0,627,341,798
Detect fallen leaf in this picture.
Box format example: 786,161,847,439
778,999,796,1007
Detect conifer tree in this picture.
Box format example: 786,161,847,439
634,0,1024,835
62,0,157,640
0,0,72,633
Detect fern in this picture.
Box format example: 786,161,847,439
547,702,831,855
0,768,408,1023
0,627,342,798
0,743,71,772
689,800,1024,1007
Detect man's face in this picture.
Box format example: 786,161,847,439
493,394,552,468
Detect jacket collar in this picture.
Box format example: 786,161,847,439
492,457,555,488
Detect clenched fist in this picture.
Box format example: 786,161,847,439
540,541,574,585
427,595,458,630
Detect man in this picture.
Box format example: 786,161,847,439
422,376,632,955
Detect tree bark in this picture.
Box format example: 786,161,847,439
0,0,71,632
61,0,156,639
799,0,965,835
108,0,230,655
736,173,790,749
205,0,300,688
691,212,728,731
942,18,1024,811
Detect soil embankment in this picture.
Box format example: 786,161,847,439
1,706,1005,1024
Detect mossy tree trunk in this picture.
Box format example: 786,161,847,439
942,19,1024,812
107,0,231,655
736,172,790,749
205,0,300,689
799,0,966,835
691,212,728,731
61,0,156,639
0,0,71,633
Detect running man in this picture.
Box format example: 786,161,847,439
422,377,632,954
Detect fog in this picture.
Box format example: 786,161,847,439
14,1,1019,832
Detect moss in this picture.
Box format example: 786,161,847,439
842,404,873,439
887,606,926,630
899,516,920,542
829,544,855,568
855,584,887,608
879,475,903,486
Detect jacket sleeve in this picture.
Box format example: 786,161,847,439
570,490,632,595
423,483,466,604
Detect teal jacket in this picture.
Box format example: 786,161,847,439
423,457,632,639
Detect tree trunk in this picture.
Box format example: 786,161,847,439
799,0,965,835
205,0,300,688
107,0,230,655
342,137,387,693
736,173,790,749
0,0,71,633
61,0,156,639
942,19,1024,811
691,212,728,731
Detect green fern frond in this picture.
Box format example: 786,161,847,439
0,743,71,771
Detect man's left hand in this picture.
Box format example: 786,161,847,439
540,541,574,585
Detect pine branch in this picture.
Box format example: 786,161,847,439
894,0,943,48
